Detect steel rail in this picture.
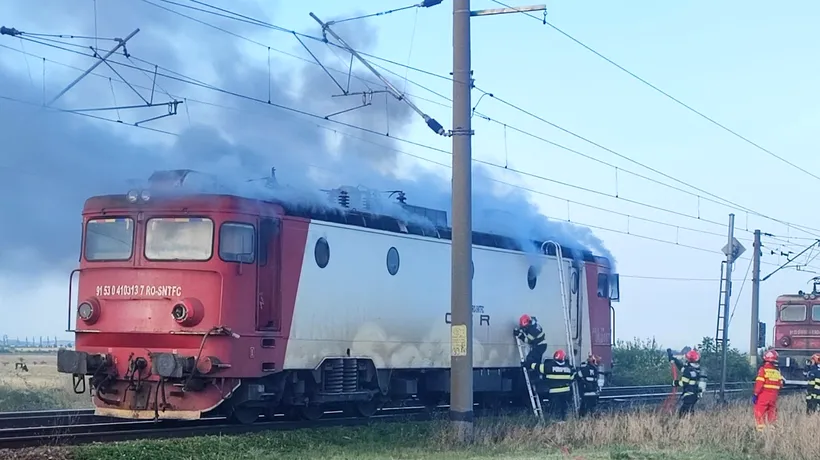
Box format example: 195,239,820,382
0,382,800,449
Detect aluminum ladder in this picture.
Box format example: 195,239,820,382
542,241,581,415
516,340,544,420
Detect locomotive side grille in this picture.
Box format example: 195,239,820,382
342,358,358,392
322,358,359,393
324,359,344,393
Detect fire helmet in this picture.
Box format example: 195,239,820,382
685,349,700,363
763,350,778,363
554,349,567,361
519,314,532,328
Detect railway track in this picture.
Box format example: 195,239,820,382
0,381,799,449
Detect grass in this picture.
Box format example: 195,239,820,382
4,393,807,460
0,353,91,412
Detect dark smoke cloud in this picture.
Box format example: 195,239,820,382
0,0,614,282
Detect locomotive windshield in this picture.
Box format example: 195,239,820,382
84,218,134,261
144,217,214,261
780,304,807,322
812,305,820,321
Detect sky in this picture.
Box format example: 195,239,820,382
0,0,819,352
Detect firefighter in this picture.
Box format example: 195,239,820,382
666,348,706,417
753,349,784,431
807,353,820,414
530,349,575,421
576,353,602,417
514,314,547,369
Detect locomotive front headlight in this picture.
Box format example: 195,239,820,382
126,189,139,203
171,298,204,327
77,298,101,324
780,335,792,347
78,302,93,320
171,303,188,322
139,189,151,202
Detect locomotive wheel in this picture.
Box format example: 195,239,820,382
228,405,260,425
299,405,324,421
354,400,381,418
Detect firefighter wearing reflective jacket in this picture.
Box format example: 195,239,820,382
753,349,784,431
666,348,706,417
514,314,547,368
576,354,602,417
806,353,820,414
530,349,574,421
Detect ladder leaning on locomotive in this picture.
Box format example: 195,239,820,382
56,168,621,423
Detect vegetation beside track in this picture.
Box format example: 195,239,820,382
1,394,800,460
0,354,90,412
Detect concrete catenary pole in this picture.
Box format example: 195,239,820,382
719,213,735,402
750,229,761,368
450,0,474,440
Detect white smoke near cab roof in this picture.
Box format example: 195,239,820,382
159,159,617,270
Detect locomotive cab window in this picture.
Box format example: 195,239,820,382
780,304,807,322
85,217,134,261
597,273,609,298
220,222,256,263
145,217,214,261
812,305,820,322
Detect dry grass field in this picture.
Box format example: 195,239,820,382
0,352,91,412
0,393,808,460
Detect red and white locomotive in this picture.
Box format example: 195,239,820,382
57,168,620,423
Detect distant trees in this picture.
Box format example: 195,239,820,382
609,336,754,386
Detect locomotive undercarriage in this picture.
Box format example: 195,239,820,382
776,349,816,384
57,348,239,420
60,350,532,424
222,357,529,425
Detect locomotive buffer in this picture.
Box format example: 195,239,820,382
516,339,545,420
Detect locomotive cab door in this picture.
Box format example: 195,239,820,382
256,218,281,331
569,263,582,357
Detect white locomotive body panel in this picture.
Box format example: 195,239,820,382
283,220,596,370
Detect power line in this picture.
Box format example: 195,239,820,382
4,86,816,275
5,39,818,267
489,0,820,184
8,36,820,276
729,257,753,324
619,275,718,282
135,0,820,241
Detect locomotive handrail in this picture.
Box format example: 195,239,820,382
66,268,82,332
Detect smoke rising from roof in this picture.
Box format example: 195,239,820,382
0,1,615,287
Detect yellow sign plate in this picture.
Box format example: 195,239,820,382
451,324,467,357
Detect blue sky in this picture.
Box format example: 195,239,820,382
1,0,819,351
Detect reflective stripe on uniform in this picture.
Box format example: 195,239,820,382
548,386,571,394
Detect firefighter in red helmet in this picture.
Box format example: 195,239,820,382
753,349,784,430
530,349,575,421
514,314,547,369
666,348,707,417
576,353,602,417
806,353,820,414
